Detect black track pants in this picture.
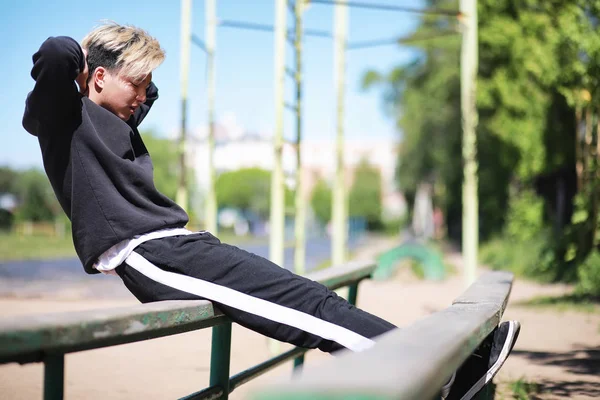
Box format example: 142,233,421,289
115,232,396,353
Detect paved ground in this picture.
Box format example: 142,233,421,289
0,237,598,399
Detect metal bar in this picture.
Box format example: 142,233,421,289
347,30,459,49
285,66,296,79
460,0,479,286
304,28,332,38
310,0,460,17
347,282,359,306
293,0,307,276
43,354,64,400
284,102,298,111
270,0,287,271
177,0,192,211
229,347,308,391
218,19,331,38
287,0,296,14
205,0,218,235
293,355,305,372
332,0,348,267
191,34,207,52
209,323,232,399
219,20,275,33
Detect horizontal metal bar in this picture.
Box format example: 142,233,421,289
191,34,207,52
348,29,460,50
219,20,275,33
309,0,461,17
307,260,376,291
0,300,227,365
229,347,308,391
181,347,308,399
284,102,298,112
218,19,331,39
285,67,296,79
305,29,332,38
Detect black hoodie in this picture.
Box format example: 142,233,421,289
22,36,188,274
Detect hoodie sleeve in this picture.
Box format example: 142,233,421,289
128,81,159,128
22,36,85,137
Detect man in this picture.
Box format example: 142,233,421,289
23,22,396,354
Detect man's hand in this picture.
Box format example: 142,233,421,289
75,48,89,95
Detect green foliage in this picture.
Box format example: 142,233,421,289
366,0,600,294
349,160,383,228
12,169,59,223
504,190,544,243
0,167,18,193
141,130,180,202
310,178,332,224
510,378,542,400
577,250,600,296
215,168,294,218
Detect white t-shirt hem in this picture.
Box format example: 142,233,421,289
93,227,198,275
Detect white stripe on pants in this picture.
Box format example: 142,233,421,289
125,251,375,352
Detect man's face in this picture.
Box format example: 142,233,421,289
96,70,152,121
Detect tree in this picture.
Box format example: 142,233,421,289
216,168,279,219
13,169,59,223
311,178,332,225
363,0,600,290
0,167,18,194
349,160,383,229
141,130,180,202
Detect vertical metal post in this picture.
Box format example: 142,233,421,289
332,0,348,267
460,0,479,286
347,282,359,306
270,0,287,269
210,323,232,399
293,0,306,275
43,354,64,400
205,0,218,234
293,354,305,372
177,0,192,212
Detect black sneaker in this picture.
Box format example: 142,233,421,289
460,320,521,400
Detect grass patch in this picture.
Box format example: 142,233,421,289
515,293,600,313
0,231,273,262
510,378,542,400
0,233,76,261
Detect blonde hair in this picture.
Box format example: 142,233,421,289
82,21,165,80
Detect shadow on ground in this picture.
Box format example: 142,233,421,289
511,346,600,398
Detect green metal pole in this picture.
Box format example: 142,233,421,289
270,0,287,269
293,0,306,275
460,0,479,286
205,0,218,234
210,323,232,399
43,354,64,400
332,0,348,267
177,0,192,212
348,282,358,306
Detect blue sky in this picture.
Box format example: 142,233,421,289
1,0,422,169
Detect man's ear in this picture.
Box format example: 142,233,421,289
93,67,107,90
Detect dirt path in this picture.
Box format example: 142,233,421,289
0,239,598,399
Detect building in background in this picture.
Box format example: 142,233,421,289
187,121,406,224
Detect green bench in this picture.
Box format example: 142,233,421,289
0,260,377,400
